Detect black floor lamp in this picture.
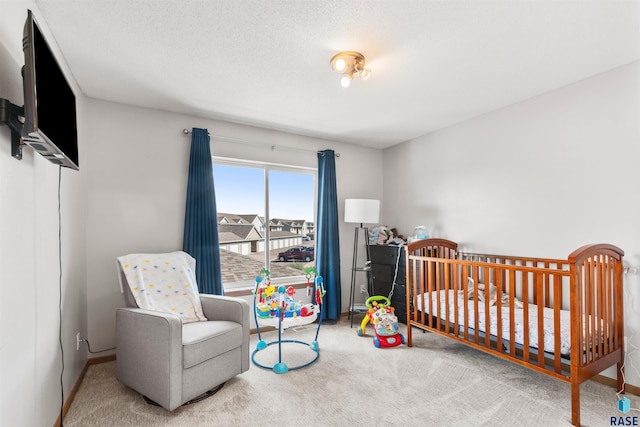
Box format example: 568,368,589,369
344,198,380,327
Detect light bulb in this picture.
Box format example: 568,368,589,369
334,58,346,72
359,68,371,81
340,75,352,88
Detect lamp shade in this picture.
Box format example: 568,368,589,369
344,199,380,224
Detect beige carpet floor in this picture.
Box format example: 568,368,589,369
64,318,633,427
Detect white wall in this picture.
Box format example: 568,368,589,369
383,61,640,386
84,98,383,351
0,2,88,426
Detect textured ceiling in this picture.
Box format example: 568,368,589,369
29,0,640,149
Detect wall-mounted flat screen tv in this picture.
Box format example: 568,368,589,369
22,9,79,170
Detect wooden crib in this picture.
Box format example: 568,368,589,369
405,238,625,426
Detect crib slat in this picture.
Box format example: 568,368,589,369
419,259,426,326
603,257,612,354
605,257,614,355
473,266,480,344
544,261,552,308
509,269,516,357
483,265,491,348
436,261,442,329
453,263,460,336
444,260,451,334
553,272,562,373
536,272,545,367
495,267,503,352
462,264,469,342
522,273,530,363
596,257,604,357
572,261,585,368
587,258,595,363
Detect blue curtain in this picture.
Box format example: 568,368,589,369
315,150,341,320
183,128,224,295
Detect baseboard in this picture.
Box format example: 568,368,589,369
52,354,116,427
251,325,277,334
88,353,116,365
52,360,89,427
592,373,640,396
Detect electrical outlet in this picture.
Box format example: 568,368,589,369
360,284,367,293
76,332,81,351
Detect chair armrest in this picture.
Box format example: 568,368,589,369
116,307,184,410
200,294,250,328
199,295,251,373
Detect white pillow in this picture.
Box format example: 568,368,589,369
118,251,207,323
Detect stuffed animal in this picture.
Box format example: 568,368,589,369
370,226,404,245
376,226,391,245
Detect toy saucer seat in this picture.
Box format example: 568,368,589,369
251,269,325,373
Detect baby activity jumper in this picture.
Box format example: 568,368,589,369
252,268,325,373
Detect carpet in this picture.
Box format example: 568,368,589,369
64,318,630,426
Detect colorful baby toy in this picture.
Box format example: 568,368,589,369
357,295,404,348
252,267,325,373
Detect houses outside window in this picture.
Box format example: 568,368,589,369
213,158,316,290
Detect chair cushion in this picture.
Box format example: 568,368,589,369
117,252,207,323
182,320,243,369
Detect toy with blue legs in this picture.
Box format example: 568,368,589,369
252,268,325,373
357,295,405,348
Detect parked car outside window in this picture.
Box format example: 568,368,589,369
277,246,314,262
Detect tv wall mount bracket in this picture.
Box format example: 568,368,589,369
0,98,25,160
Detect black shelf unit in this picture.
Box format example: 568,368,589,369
368,244,409,324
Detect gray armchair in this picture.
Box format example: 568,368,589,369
115,252,250,411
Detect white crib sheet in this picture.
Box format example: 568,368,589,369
415,290,572,355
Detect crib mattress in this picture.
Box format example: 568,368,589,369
414,290,571,355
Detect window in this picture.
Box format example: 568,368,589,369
213,158,316,290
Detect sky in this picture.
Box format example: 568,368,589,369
213,164,315,221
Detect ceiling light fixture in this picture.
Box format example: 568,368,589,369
330,51,371,88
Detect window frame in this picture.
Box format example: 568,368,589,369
212,156,318,291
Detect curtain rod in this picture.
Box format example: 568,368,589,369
182,128,339,157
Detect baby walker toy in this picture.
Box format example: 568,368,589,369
357,295,404,348
252,267,325,373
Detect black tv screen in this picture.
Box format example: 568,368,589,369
22,10,78,170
